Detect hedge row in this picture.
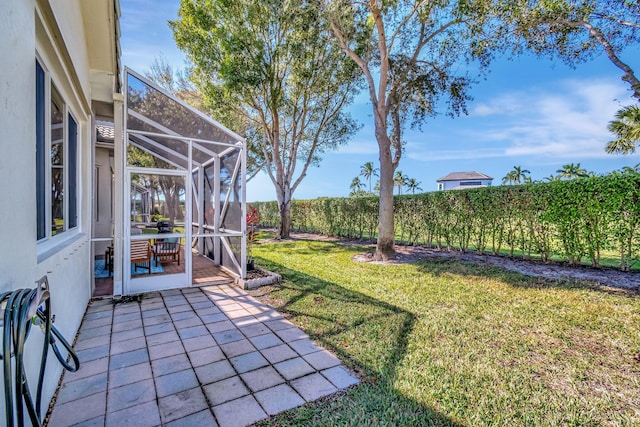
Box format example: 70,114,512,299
253,173,640,270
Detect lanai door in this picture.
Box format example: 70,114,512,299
125,168,190,294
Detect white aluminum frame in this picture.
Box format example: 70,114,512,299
120,68,247,296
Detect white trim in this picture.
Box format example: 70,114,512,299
35,54,83,258
128,128,241,151
129,133,190,169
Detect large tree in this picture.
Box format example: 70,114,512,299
323,0,498,259
171,0,359,239
506,0,640,101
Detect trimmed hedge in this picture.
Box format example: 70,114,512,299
253,173,640,269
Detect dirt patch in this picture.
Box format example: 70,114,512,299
245,268,273,280
270,230,640,292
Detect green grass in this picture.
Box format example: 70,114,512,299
251,237,640,426
290,227,640,271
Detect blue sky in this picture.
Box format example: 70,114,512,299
120,0,640,202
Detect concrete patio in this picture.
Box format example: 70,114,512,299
47,285,359,427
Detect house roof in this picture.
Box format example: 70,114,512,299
437,171,493,182
96,120,115,142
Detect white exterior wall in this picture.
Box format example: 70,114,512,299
0,0,37,290
440,179,493,190
50,0,91,99
0,0,105,421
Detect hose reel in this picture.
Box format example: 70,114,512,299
1,276,80,427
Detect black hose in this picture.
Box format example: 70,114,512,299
1,276,80,427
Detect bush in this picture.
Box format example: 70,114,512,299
252,173,640,269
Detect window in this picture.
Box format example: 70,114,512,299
51,85,64,234
36,59,79,241
437,183,444,191
460,181,481,186
68,113,78,228
36,61,46,239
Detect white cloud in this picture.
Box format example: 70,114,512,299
469,91,529,117
407,147,505,161
336,141,379,155
416,77,628,162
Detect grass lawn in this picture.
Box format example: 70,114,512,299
251,237,640,426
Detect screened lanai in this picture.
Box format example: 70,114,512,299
122,68,246,295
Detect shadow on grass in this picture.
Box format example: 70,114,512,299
251,258,462,427
407,253,639,298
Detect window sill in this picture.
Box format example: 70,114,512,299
37,232,87,263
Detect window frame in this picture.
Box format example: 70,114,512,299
36,56,80,247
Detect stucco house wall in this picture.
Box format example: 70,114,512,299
436,172,494,191
0,0,119,418
440,179,493,191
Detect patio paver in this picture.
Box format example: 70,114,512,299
47,284,359,427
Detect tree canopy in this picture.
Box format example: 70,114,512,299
171,0,360,238
323,0,500,259
505,0,640,100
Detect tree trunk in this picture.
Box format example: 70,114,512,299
375,138,396,261
276,186,292,239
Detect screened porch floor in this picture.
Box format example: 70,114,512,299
94,250,235,297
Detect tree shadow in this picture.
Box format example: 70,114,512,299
250,258,463,426
411,256,638,298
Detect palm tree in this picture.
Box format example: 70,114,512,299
350,176,364,193
621,163,640,174
393,171,407,195
543,174,559,182
405,177,423,194
359,161,379,194
501,166,530,185
556,163,588,180
606,105,640,155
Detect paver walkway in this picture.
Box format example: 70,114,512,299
47,285,359,427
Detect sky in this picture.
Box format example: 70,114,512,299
119,0,640,202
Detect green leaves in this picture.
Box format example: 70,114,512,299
607,105,640,154
172,0,361,237
254,173,640,269
503,0,640,100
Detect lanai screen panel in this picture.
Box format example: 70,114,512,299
126,71,240,153
220,150,243,272
127,134,187,170
125,68,246,278
220,151,242,232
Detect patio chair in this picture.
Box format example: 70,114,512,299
131,240,152,273
154,238,181,265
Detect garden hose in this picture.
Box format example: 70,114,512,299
1,276,79,427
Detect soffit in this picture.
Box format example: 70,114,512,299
80,0,121,94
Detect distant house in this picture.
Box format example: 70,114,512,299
436,171,493,191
